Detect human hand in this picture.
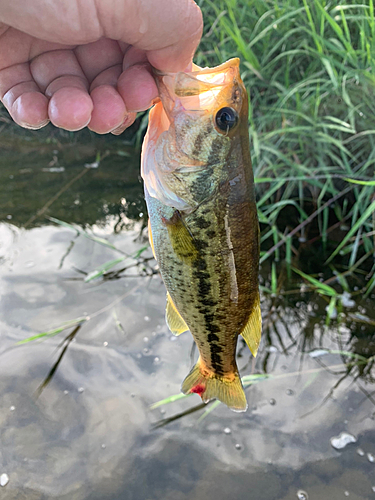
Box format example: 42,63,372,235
0,0,202,134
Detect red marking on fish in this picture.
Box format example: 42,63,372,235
191,384,205,396
161,212,179,226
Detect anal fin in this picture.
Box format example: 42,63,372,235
241,293,262,357
166,292,189,336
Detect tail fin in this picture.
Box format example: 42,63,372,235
181,358,247,412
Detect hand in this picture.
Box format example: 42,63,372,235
0,0,202,134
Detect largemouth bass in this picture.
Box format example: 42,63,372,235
141,58,261,412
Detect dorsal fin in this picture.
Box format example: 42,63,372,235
240,294,262,357
166,292,189,336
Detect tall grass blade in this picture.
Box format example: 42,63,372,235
327,200,375,262
84,257,128,282
292,267,338,296
17,317,88,344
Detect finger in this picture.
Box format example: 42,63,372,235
0,64,49,128
117,47,157,113
123,46,148,70
1,0,203,72
90,65,123,90
110,112,137,136
48,86,93,131
97,0,203,72
75,39,131,134
0,28,70,71
88,85,127,134
30,49,93,131
0,30,77,128
74,38,125,82
0,0,102,45
118,64,158,113
30,49,87,91
5,86,49,129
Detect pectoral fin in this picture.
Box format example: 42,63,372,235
164,211,198,262
166,292,189,336
240,294,262,357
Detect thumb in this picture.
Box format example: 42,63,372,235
97,0,203,72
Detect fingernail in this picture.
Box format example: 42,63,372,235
110,112,137,135
19,119,50,130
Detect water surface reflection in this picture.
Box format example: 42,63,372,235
0,136,374,500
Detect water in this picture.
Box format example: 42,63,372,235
0,133,374,499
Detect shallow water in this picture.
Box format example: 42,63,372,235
0,135,374,500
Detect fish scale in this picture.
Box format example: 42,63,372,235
142,58,261,411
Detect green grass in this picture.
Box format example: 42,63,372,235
1,0,374,297
195,0,375,295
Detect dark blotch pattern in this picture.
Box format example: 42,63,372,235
208,136,225,166
195,240,209,251
191,227,225,375
195,217,211,229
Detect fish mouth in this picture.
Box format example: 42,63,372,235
151,58,240,80
152,58,241,118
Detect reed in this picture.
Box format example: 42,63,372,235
195,0,375,295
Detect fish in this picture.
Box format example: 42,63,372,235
141,58,261,412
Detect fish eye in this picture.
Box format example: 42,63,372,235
215,107,238,132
